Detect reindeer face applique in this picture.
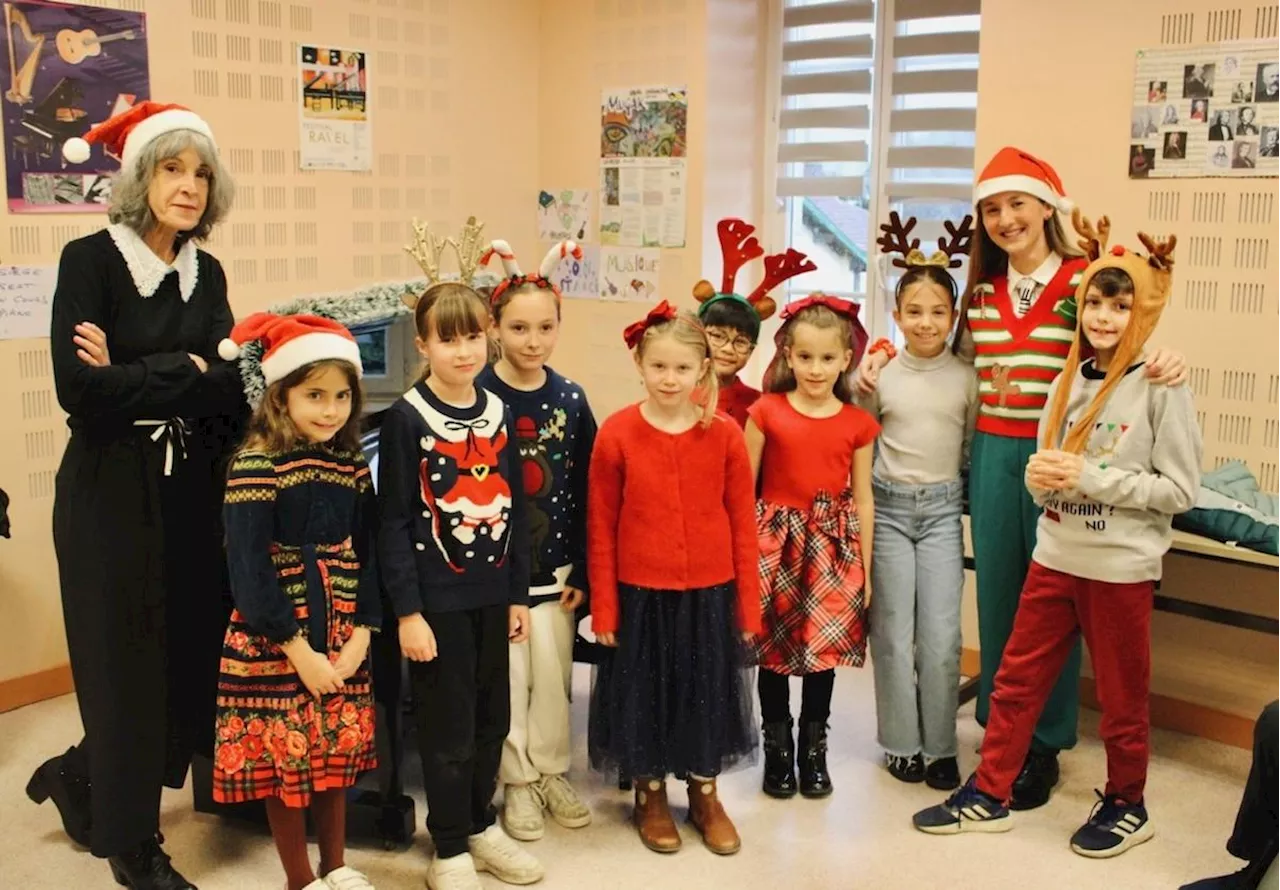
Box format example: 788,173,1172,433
513,410,566,576
409,391,514,573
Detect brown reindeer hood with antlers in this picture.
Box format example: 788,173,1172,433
1041,208,1177,453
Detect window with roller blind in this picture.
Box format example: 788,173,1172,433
772,0,981,335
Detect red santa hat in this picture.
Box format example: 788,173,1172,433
973,147,1074,214
218,313,363,386
63,101,217,170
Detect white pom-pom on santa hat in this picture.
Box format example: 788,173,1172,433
217,338,241,361
63,137,91,165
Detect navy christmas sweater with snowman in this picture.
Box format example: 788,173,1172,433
477,365,596,607
377,380,531,616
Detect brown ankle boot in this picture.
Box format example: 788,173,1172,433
633,777,682,853
686,776,741,855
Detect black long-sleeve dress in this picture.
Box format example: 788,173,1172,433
49,225,247,857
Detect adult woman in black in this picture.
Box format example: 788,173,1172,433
26,102,243,890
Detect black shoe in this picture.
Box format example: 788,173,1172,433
1179,864,1262,889
1009,749,1060,811
26,748,92,848
925,756,961,791
886,753,925,783
761,720,798,799
797,721,833,798
107,838,197,889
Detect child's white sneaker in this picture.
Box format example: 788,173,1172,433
426,853,482,890
301,881,327,890
323,865,376,889
540,774,591,829
502,781,546,840
468,824,545,885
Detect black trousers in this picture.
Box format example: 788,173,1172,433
1228,700,1278,878
757,668,835,725
409,604,511,859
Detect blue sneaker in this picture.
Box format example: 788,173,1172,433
912,776,1012,835
1070,791,1154,858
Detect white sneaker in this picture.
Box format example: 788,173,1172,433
323,865,376,889
301,881,327,890
468,824,545,885
502,782,547,841
540,774,591,829
425,853,482,890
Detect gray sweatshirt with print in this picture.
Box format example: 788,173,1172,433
1028,360,1202,583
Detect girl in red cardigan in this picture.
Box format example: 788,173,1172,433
587,301,761,858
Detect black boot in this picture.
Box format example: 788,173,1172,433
761,720,798,799
107,837,197,890
797,721,833,798
26,748,91,848
1010,749,1060,811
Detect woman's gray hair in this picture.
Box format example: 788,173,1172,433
108,129,235,243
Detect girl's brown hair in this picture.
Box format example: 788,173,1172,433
953,200,1082,353
764,304,857,403
412,281,491,378
241,359,364,455
634,310,719,427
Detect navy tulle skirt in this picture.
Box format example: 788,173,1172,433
588,582,758,780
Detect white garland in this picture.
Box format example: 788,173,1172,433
236,273,500,405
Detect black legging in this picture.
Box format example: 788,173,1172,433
1228,701,1278,873
757,668,835,725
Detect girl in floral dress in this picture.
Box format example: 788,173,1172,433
212,313,381,890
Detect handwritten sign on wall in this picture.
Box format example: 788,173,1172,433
0,266,55,340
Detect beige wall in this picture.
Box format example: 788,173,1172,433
962,0,1280,724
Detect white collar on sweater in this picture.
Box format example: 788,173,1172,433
107,223,199,302
1007,251,1062,291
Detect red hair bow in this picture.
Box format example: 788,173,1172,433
779,293,859,321
622,299,678,348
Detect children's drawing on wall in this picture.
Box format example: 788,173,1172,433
599,246,659,302
599,85,687,249
537,188,592,242
1130,42,1277,178
298,44,370,171
555,243,599,299
0,0,148,213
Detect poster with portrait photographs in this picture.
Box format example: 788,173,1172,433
1129,41,1278,178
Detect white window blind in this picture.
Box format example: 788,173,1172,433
771,0,981,328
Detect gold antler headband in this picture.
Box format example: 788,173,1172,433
403,215,488,284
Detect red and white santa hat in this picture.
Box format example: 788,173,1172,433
63,101,217,170
973,147,1074,214
218,313,363,386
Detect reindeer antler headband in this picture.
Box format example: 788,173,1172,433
402,215,489,307
693,218,817,331
479,239,583,306
876,211,973,270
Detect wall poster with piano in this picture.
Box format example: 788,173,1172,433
0,0,147,213
298,45,370,172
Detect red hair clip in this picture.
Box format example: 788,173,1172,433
623,299,678,348
779,293,859,321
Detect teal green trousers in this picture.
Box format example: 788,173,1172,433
969,431,1080,752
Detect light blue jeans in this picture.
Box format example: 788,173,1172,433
869,476,965,760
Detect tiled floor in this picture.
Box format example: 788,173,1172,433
1,665,1252,889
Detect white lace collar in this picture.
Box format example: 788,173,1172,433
107,223,200,302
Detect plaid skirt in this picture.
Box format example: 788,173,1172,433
212,541,377,808
753,488,867,674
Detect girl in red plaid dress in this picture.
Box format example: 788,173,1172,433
213,314,380,890
743,295,878,801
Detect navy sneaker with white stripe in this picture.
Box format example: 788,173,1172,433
912,776,1012,835
1070,791,1154,858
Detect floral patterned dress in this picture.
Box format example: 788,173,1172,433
212,446,381,807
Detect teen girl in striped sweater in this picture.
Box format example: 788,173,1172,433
855,148,1186,809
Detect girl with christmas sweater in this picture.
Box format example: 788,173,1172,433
855,147,1186,809
476,239,598,843
588,302,761,857
377,262,543,890
214,313,380,890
